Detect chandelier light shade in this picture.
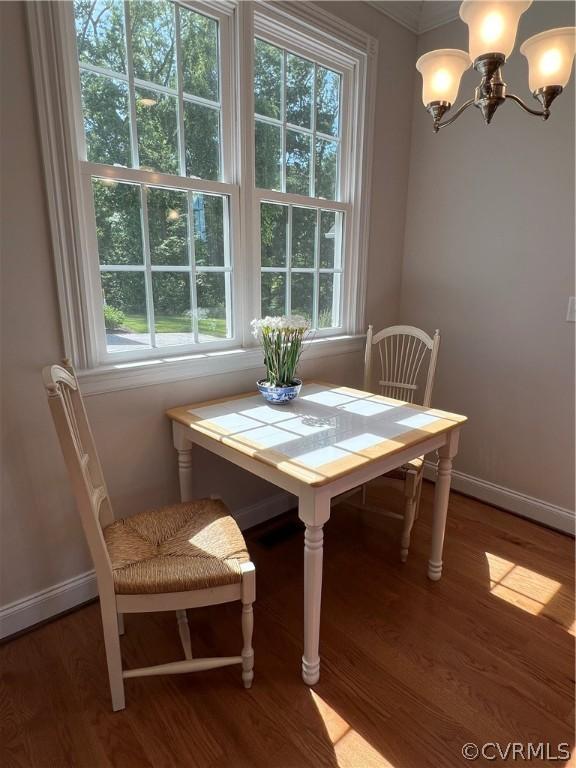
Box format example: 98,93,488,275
417,1,576,132
520,27,576,91
459,0,532,61
416,49,472,106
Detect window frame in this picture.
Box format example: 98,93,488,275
68,0,242,364
27,0,377,390
252,23,352,335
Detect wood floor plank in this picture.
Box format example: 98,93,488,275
1,486,573,768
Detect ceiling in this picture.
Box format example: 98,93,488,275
367,1,460,34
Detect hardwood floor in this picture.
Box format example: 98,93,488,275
1,483,574,768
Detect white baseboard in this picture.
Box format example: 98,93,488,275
0,570,99,641
0,492,295,641
423,462,575,536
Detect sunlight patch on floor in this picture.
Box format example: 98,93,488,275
311,691,395,767
486,552,561,616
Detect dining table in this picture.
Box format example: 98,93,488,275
167,381,467,685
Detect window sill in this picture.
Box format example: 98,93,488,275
78,334,366,396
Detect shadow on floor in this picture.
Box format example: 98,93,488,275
0,483,573,767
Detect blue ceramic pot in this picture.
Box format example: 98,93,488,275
257,378,302,405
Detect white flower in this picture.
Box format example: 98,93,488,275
251,315,310,337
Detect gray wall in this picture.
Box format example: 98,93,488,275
0,2,416,609
400,1,575,510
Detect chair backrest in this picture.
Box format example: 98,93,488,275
363,325,440,406
43,360,115,589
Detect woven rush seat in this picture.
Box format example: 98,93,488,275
103,499,250,595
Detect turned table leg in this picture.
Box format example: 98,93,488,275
302,523,324,684
299,491,331,685
428,430,460,581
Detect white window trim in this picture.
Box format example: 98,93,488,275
26,0,377,394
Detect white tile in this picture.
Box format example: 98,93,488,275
292,445,350,468
281,417,335,436
339,399,395,416
200,412,261,433
239,425,300,448
238,405,295,424
302,390,356,407
334,432,385,452
396,413,439,429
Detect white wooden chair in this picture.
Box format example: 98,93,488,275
43,360,255,712
361,325,441,561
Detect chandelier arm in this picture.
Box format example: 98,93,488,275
435,99,476,131
505,93,548,118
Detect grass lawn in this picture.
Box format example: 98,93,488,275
116,314,227,338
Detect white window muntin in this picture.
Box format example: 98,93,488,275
253,11,355,335
259,200,344,331
67,1,241,363
27,1,373,375
254,40,343,201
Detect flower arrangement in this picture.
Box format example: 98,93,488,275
251,315,310,388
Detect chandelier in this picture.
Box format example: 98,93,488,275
415,1,576,132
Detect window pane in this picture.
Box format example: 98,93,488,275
74,0,126,74
136,88,178,174
101,271,150,351
260,203,287,267
152,272,193,346
81,72,131,166
184,101,220,180
193,194,224,267
93,179,142,265
197,273,229,340
255,120,281,190
315,138,337,199
254,39,282,119
316,67,340,136
181,8,219,101
130,0,176,89
286,54,313,129
148,188,188,266
291,272,313,322
319,273,340,328
292,207,316,268
286,130,311,195
319,210,342,268
261,272,286,316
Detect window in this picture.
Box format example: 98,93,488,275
73,0,235,357
28,1,375,378
254,36,345,330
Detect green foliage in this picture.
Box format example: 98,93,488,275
253,319,308,387
74,0,342,338
103,304,126,330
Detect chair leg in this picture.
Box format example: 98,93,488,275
414,473,424,520
400,473,418,563
117,612,125,636
241,602,254,689
240,562,255,689
101,600,125,711
176,609,193,660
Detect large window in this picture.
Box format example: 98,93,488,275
254,37,345,330
29,1,375,374
73,0,234,357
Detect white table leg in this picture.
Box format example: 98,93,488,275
302,524,323,684
428,429,460,581
177,448,194,502
173,424,195,502
298,492,331,685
